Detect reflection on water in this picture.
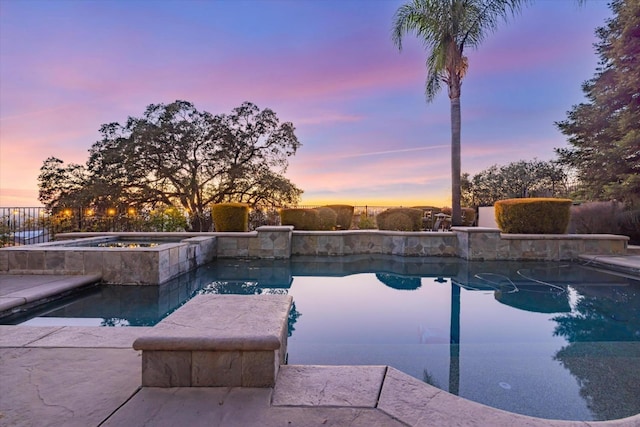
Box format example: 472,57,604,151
5,255,640,421
375,273,422,290
552,278,640,420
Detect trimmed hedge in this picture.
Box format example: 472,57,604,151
376,208,423,231
211,203,249,232
279,208,321,230
495,198,572,234
314,207,338,230
324,204,354,230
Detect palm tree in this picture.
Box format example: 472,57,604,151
392,0,529,225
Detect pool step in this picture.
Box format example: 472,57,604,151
133,294,291,388
0,273,102,319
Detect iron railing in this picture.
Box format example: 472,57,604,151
0,206,157,247
0,205,404,247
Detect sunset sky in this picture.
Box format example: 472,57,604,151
0,0,611,208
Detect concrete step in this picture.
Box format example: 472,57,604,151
628,245,640,255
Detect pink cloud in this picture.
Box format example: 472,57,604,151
295,113,365,126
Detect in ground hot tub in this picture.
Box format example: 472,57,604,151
0,234,217,285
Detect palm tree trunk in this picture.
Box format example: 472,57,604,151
450,96,462,226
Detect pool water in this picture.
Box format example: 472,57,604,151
94,241,161,248
5,256,640,421
71,239,169,248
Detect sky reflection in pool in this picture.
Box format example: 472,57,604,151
7,257,640,421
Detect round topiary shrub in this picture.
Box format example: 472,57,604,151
313,207,338,230
376,208,423,231
211,203,249,232
279,208,321,230
494,198,572,234
324,204,354,230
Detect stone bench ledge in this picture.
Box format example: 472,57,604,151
133,294,292,388
256,226,294,232
499,233,629,241
133,335,281,351
451,226,500,233
292,230,456,236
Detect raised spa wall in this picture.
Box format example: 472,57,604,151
0,227,628,284
0,235,216,284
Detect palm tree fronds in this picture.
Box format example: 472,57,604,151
460,0,532,49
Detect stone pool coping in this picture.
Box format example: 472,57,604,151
579,254,640,277
0,273,101,316
2,322,639,426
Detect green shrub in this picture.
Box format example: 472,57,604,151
212,203,249,232
0,216,10,247
376,208,423,231
324,204,354,230
279,208,320,230
313,207,338,230
148,206,188,232
495,198,572,234
358,213,377,230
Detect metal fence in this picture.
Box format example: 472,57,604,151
0,207,156,247
1,207,51,247
0,205,403,247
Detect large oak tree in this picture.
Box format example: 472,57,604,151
38,101,303,231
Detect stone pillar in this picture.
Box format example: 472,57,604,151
252,226,293,259
453,227,502,261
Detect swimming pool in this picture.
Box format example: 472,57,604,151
5,255,640,421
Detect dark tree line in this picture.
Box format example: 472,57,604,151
38,101,302,231
461,159,569,207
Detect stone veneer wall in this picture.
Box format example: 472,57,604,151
0,227,629,278
215,226,293,258
454,227,628,261
290,230,458,257
241,227,626,260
